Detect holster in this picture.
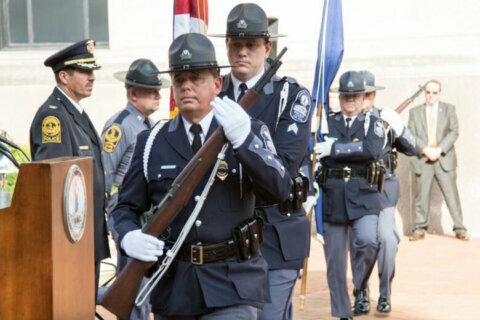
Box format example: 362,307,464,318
232,217,264,262
366,162,386,192
316,165,327,188
279,176,309,214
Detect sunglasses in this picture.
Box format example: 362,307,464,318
426,91,439,95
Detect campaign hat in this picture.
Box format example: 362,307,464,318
330,71,375,94
114,59,170,89
360,70,385,91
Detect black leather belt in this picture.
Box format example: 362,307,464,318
177,241,236,265
327,167,367,181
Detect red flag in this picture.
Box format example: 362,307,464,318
170,0,209,118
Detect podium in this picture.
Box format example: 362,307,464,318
0,157,95,319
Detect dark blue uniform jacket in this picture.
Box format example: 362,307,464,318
113,114,292,316
220,74,312,270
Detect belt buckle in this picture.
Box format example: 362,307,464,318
191,245,204,265
343,166,351,182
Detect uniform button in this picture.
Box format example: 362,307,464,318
358,146,361,150
287,213,291,217
105,192,108,198
336,149,340,153
195,220,202,227
194,195,201,202
232,168,237,174
281,166,284,170
254,144,259,149
157,173,162,178
267,155,272,160
347,149,351,152
104,171,107,175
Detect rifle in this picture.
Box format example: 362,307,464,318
394,84,425,113
100,47,288,320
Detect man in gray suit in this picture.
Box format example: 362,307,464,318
408,80,468,241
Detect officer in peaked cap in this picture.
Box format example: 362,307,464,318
315,70,384,319
102,58,170,320
213,3,312,320
29,39,110,304
111,32,293,319
346,71,417,315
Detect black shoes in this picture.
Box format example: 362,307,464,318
352,287,370,315
377,297,391,313
340,318,353,320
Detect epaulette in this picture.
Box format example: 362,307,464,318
280,76,298,85
113,109,130,125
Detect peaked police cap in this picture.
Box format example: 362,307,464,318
158,33,232,73
44,39,101,72
114,59,170,89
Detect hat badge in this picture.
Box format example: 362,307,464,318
86,40,94,54
180,49,192,60
237,19,248,29
347,81,354,88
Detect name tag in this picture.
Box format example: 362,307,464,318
161,165,176,170
79,145,89,150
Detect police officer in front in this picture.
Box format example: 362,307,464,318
315,71,384,320
213,4,312,319
101,58,170,320
348,71,417,315
112,33,293,319
29,39,110,300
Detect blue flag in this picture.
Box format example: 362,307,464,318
311,0,344,239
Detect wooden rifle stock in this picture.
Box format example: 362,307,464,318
100,47,288,319
394,84,425,113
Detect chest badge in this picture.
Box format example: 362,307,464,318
216,160,229,181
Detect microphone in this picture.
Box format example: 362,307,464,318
0,142,20,169
0,134,30,162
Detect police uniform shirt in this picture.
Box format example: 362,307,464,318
56,86,83,114
181,110,213,145
230,71,263,102
101,103,152,198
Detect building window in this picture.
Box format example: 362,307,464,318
1,0,109,48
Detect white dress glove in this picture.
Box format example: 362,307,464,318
314,138,334,159
380,108,404,137
211,96,250,148
121,229,165,262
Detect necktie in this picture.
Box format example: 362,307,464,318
237,83,248,102
190,123,202,154
144,118,151,129
428,107,437,147
345,117,352,134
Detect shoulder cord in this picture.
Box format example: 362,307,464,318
143,121,167,180
276,80,289,130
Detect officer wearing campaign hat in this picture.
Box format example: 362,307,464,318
111,32,292,319
102,58,170,320
314,70,385,319
29,39,110,303
213,3,312,320
347,70,417,315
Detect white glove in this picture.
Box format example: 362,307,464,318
211,97,251,148
121,229,165,262
302,195,318,213
314,139,334,159
380,108,404,137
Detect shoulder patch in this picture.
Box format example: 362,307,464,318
374,120,385,138
103,125,122,153
48,105,58,110
42,116,61,143
113,109,130,125
260,125,277,154
289,90,312,123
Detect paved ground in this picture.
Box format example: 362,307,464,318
97,234,480,320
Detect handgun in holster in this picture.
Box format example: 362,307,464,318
279,176,309,214
377,164,386,193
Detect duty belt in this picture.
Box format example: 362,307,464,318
178,241,236,265
326,167,367,182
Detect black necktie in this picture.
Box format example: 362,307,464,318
144,118,151,129
237,83,248,102
190,124,202,154
345,117,352,134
